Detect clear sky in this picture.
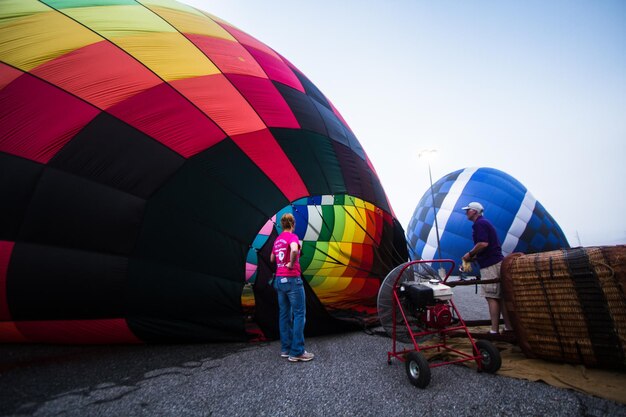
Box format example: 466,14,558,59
183,0,625,247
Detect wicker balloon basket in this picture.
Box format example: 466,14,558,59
501,245,626,370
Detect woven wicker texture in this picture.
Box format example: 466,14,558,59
501,246,626,369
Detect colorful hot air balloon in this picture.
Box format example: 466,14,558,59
0,0,407,343
406,167,570,266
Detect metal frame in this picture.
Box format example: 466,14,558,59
386,259,485,370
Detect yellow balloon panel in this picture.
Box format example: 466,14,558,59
0,11,102,71
309,265,349,287
326,241,353,267
141,0,203,15
363,200,375,211
147,6,236,41
316,275,351,292
352,207,368,243
113,32,220,80
0,0,49,23
306,242,331,273
64,5,175,38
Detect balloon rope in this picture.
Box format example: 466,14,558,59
340,204,393,271
290,203,361,272
343,196,404,270
348,196,400,267
347,195,410,263
308,202,353,259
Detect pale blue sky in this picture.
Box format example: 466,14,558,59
184,0,626,246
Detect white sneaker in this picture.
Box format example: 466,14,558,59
288,351,314,362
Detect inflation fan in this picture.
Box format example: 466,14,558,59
377,260,501,388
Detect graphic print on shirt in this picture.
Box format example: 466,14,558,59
273,238,289,268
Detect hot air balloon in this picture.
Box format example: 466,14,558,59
0,0,407,343
406,167,570,266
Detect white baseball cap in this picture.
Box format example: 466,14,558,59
462,202,484,212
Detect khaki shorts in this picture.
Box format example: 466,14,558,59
479,262,502,299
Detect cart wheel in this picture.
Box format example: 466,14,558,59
405,351,431,388
475,340,501,373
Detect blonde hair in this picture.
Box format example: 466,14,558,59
280,213,295,230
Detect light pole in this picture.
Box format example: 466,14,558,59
418,149,443,275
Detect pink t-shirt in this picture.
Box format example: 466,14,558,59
272,231,301,277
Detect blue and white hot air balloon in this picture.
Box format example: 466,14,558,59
406,167,570,263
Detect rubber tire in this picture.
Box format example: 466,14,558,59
475,339,501,373
405,351,431,388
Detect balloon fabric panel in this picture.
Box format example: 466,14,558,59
7,243,128,321
246,47,305,92
18,169,145,256
0,72,100,163
0,322,29,343
223,24,304,92
31,40,163,110
301,206,322,241
107,82,226,158
45,1,138,9
319,205,337,241
313,101,353,148
127,260,245,342
218,22,281,59
0,241,14,321
0,154,44,240
58,5,175,37
333,144,387,212
0,0,49,18
0,63,21,89
48,112,184,198
0,7,102,72
114,32,221,81
186,35,266,78
272,128,346,196
171,74,266,136
135,138,289,270
327,99,352,133
230,129,308,202
291,66,331,108
274,83,329,137
226,74,300,129
11,319,141,344
143,5,235,40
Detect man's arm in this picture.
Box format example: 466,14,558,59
462,241,488,261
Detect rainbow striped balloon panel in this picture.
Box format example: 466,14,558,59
243,195,392,316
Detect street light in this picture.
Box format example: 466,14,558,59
417,149,443,276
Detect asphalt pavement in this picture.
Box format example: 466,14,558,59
1,286,625,417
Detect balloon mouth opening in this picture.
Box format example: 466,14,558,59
241,194,391,339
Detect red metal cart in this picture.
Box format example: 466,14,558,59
382,259,501,388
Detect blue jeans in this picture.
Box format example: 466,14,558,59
274,276,306,356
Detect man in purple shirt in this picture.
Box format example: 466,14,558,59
461,202,513,334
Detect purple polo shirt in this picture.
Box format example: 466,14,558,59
472,216,504,269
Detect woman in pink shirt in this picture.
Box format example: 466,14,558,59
270,213,314,362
